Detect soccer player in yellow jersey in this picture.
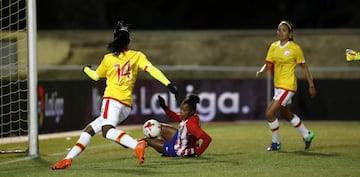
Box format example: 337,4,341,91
256,20,317,151
51,21,178,169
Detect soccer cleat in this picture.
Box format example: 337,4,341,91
135,140,146,165
266,142,281,151
51,158,72,170
346,48,360,61
304,131,315,150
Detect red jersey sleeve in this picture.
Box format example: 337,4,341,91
164,108,182,122
186,116,212,156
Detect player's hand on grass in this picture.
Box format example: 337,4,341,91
167,83,179,100
158,95,168,110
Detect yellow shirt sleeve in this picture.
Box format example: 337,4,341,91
83,66,100,81
265,42,276,63
295,45,305,64
145,64,171,86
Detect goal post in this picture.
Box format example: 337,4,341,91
0,0,38,157
27,0,38,157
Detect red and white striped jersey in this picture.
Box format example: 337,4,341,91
164,108,210,156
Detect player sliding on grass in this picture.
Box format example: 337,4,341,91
143,94,212,157
256,20,316,151
51,21,178,169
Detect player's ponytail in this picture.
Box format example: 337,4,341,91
107,21,131,54
183,94,200,111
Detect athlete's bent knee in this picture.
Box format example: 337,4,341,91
84,125,96,136
101,125,114,138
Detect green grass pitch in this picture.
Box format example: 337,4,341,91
0,121,359,177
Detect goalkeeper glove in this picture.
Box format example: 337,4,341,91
158,95,168,110
167,83,179,100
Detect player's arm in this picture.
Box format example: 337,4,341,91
195,132,212,156
158,95,182,122
145,64,170,86
299,62,317,98
146,65,178,99
257,43,275,78
83,65,100,81
256,62,273,78
187,121,212,156
164,109,183,122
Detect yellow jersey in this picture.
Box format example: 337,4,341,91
265,41,305,91
95,50,153,106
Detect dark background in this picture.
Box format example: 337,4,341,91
2,0,359,30
36,0,360,30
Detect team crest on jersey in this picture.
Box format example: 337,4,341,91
284,50,291,56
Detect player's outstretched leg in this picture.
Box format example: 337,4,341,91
50,131,92,170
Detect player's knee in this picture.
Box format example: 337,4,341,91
279,110,292,120
265,110,278,122
84,125,96,136
265,110,273,119
101,125,113,138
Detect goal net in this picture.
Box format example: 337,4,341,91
0,0,37,156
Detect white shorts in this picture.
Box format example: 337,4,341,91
89,98,131,133
273,88,295,106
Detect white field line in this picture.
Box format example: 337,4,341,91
0,124,142,144
0,156,35,165
0,125,142,166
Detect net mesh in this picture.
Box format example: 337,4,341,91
0,0,28,142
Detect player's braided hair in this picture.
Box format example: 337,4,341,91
183,94,200,111
107,21,130,54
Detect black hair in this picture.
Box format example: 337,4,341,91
183,94,200,111
107,21,131,54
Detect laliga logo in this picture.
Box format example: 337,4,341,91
130,84,240,122
90,83,250,122
44,91,64,123
186,85,239,122
38,86,65,124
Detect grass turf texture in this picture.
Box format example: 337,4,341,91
0,121,359,177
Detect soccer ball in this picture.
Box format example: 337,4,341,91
142,119,161,138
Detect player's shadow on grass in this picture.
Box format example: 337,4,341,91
313,144,360,151
279,150,340,157
207,152,244,157
87,167,159,176
279,143,360,157
143,152,244,168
